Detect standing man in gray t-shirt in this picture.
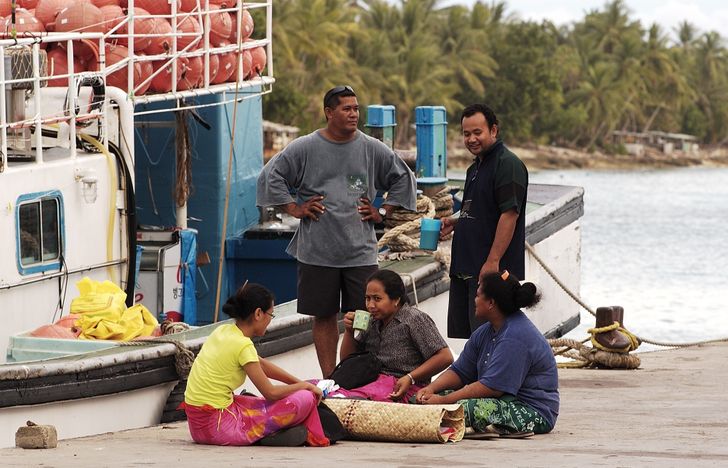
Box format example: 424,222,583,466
257,86,417,377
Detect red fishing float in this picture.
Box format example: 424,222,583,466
230,48,251,82
249,45,266,77
177,55,202,90
175,14,201,51
135,0,180,16
45,46,85,86
211,42,235,84
90,0,119,7
180,0,198,13
207,53,220,84
1,8,45,41
54,2,104,34
135,56,153,95
99,4,123,34
150,57,187,93
120,7,156,52
229,8,253,43
34,0,67,29
104,43,142,93
18,0,39,9
54,2,105,60
207,4,232,47
144,18,173,55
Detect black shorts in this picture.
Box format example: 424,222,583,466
447,275,486,339
297,262,378,318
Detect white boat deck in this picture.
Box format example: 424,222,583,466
2,342,727,467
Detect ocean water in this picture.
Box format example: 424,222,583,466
530,166,728,351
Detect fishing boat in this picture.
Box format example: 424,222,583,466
0,0,583,449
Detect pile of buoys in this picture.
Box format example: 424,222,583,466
0,0,268,94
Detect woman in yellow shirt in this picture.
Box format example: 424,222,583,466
182,283,328,446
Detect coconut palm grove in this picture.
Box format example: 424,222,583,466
262,0,728,151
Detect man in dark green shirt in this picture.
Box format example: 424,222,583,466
441,104,529,338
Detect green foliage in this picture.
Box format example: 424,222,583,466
266,0,728,147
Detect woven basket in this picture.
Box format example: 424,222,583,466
324,399,464,443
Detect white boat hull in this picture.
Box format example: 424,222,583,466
0,382,176,449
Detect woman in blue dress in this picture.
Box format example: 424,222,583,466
416,270,559,437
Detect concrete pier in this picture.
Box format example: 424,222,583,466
2,342,727,467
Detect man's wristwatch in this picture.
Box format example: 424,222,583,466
378,207,387,221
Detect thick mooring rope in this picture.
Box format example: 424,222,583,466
378,186,454,258
526,242,728,350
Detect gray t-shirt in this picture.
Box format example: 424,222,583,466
257,130,416,267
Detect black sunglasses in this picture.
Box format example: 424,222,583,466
323,85,355,108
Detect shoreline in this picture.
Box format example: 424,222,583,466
447,143,728,171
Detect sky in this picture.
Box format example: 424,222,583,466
441,0,728,37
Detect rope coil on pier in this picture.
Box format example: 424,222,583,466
526,241,728,368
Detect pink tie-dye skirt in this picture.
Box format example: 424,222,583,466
181,390,329,447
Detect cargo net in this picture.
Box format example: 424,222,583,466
0,1,272,104
377,186,454,266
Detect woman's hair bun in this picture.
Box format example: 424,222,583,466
514,282,541,308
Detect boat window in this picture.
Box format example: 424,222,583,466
17,193,63,274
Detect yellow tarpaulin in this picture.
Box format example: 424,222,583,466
70,277,158,341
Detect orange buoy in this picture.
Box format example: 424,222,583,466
1,8,46,40
99,4,123,34
177,55,202,90
30,324,78,339
120,7,156,52
249,45,266,77
135,56,153,94
19,0,40,9
144,18,173,55
207,53,220,84
54,313,80,328
180,0,198,13
45,46,85,86
104,43,142,93
175,14,201,51
150,57,187,93
230,48,251,82
211,43,235,84
135,0,180,16
229,8,253,43
54,2,104,34
90,0,120,7
207,4,232,47
34,0,67,29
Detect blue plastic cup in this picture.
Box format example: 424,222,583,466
419,218,442,250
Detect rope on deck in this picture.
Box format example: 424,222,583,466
526,242,728,354
377,186,454,268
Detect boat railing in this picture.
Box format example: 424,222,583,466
0,1,273,171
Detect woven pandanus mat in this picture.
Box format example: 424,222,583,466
324,398,464,443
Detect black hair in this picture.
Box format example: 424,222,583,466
461,103,499,131
222,282,275,321
478,271,540,316
367,269,410,305
323,85,357,111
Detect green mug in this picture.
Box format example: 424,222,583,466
353,310,371,331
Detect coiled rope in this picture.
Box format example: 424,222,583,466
378,186,454,266
116,322,195,379
525,242,728,361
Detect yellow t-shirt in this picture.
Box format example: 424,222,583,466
184,323,259,408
